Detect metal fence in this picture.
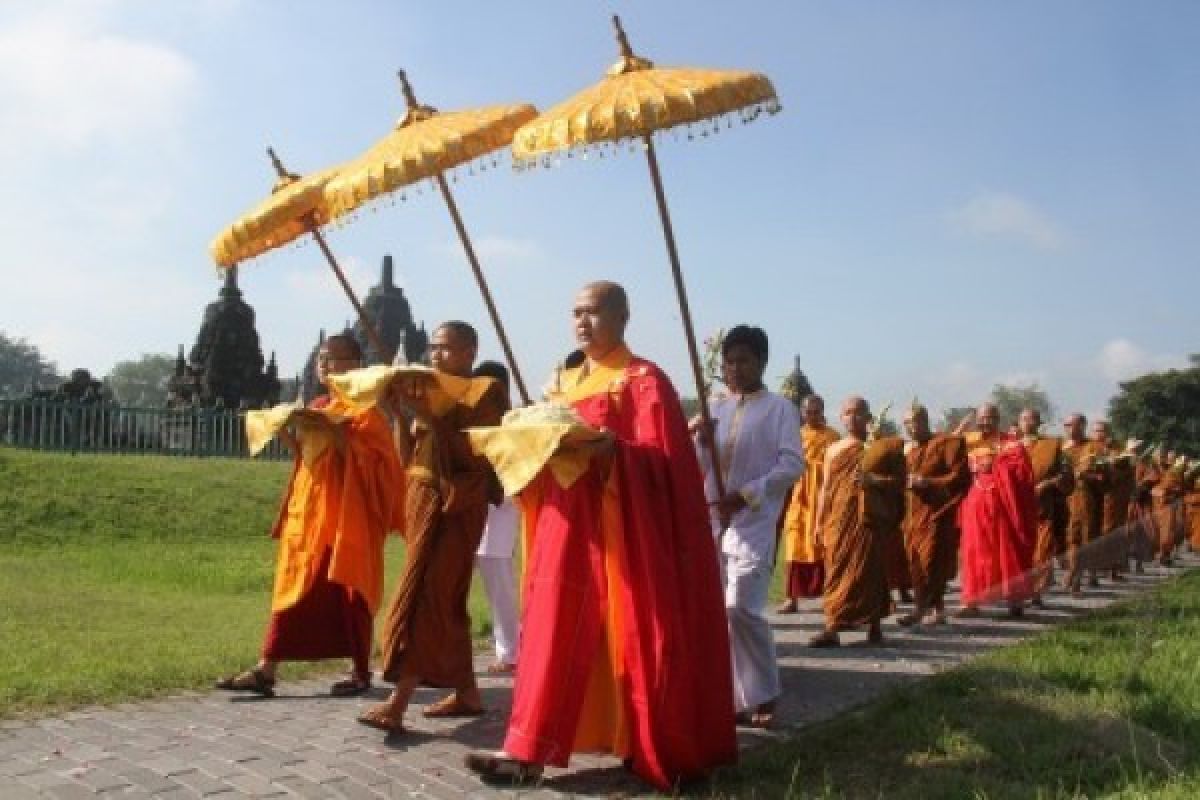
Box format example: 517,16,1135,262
0,399,289,460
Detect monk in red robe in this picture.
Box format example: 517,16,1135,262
465,282,735,790
897,404,969,627
957,419,1037,617
217,334,403,697
808,396,906,647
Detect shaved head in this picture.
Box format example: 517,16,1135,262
840,395,871,439
581,281,629,317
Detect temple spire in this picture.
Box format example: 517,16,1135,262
381,254,395,289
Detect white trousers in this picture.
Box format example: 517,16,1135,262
721,550,781,713
476,555,519,665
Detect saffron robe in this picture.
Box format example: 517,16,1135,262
503,345,736,790
1023,435,1069,591
1101,446,1136,569
1186,480,1200,550
903,434,970,609
379,378,506,688
1153,469,1187,558
959,442,1037,606
1062,439,1108,571
820,436,905,629
780,424,841,597
265,396,403,668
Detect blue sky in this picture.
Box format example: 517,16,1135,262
1,1,1196,421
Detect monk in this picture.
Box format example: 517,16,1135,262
964,402,1002,452
777,395,842,612
1018,408,1071,607
465,282,736,790
358,321,507,732
216,334,403,697
958,419,1037,617
1094,420,1135,581
1186,474,1200,551
1152,450,1186,565
1062,413,1108,594
809,396,906,647
896,403,969,627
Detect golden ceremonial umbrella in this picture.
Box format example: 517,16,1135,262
210,148,391,359
511,15,780,497
323,71,538,404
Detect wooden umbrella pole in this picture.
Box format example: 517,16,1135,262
434,172,533,405
307,224,393,362
641,134,727,499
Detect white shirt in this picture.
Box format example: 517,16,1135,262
697,389,805,558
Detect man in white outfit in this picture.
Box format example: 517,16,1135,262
472,361,520,673
696,325,804,728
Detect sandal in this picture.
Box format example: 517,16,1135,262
330,675,372,698
485,662,516,675
357,704,407,734
463,752,543,786
423,694,485,718
808,630,841,648
215,669,275,697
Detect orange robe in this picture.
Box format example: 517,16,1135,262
779,423,841,598
1023,435,1068,591
904,434,969,610
1062,439,1107,578
1153,469,1186,561
379,378,506,688
1186,480,1200,550
820,436,906,629
1101,445,1136,570
265,397,403,671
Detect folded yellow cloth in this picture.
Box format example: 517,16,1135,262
467,422,605,496
327,364,493,417
245,404,344,465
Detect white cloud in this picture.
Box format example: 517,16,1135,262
946,191,1069,251
1095,338,1184,382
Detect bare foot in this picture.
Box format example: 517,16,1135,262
775,599,799,614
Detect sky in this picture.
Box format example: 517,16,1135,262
1,0,1197,422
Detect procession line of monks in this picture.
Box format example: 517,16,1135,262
213,280,1199,791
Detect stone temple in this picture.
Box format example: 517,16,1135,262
167,267,281,410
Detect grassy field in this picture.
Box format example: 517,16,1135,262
703,569,1200,799
0,447,494,719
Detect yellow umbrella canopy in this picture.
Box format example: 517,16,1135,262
510,16,782,498
512,18,779,165
321,71,538,403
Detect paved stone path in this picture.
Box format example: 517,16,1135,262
1,554,1193,799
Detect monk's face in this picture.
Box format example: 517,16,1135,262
904,409,930,441
721,343,765,394
976,405,999,435
802,397,824,427
1064,414,1086,442
840,398,870,439
1092,421,1111,445
316,339,360,386
573,286,627,360
1018,409,1041,437
430,326,476,378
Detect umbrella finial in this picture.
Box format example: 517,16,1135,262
397,69,420,111
266,146,299,191
613,15,634,58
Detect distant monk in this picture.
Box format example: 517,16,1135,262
1152,451,1186,565
958,422,1037,617
809,396,905,647
217,333,403,697
964,402,1002,453
1093,420,1135,581
465,281,735,790
1062,413,1108,594
1018,408,1071,607
358,321,507,732
896,403,969,627
777,395,841,612
1186,474,1200,552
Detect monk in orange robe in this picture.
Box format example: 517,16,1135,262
1186,476,1200,551
897,404,969,627
1152,451,1186,565
777,395,841,612
1062,413,1108,594
1093,420,1135,580
358,321,507,732
1018,408,1071,606
809,396,906,647
465,282,735,790
216,334,403,697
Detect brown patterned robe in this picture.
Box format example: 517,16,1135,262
1101,446,1136,570
1023,436,1068,591
903,434,970,610
380,380,506,687
1062,439,1108,581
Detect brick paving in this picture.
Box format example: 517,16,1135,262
0,554,1192,798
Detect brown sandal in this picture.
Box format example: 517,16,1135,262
423,694,485,718
464,752,543,785
357,704,406,734
330,674,372,697
485,662,516,675
215,669,275,697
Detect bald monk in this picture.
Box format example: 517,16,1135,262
1062,413,1108,594
964,402,1002,453
1093,420,1134,581
358,321,507,732
896,404,969,627
1017,408,1071,607
809,396,906,647
465,281,735,790
777,395,842,612
216,333,403,697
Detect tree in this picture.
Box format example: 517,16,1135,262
990,383,1055,429
1108,355,1200,457
939,406,975,433
778,355,816,410
106,353,176,408
0,332,59,398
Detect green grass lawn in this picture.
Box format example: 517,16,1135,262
703,569,1200,799
0,447,494,719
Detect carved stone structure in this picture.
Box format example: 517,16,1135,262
167,267,280,410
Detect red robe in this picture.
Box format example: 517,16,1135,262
503,352,736,790
959,442,1038,606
